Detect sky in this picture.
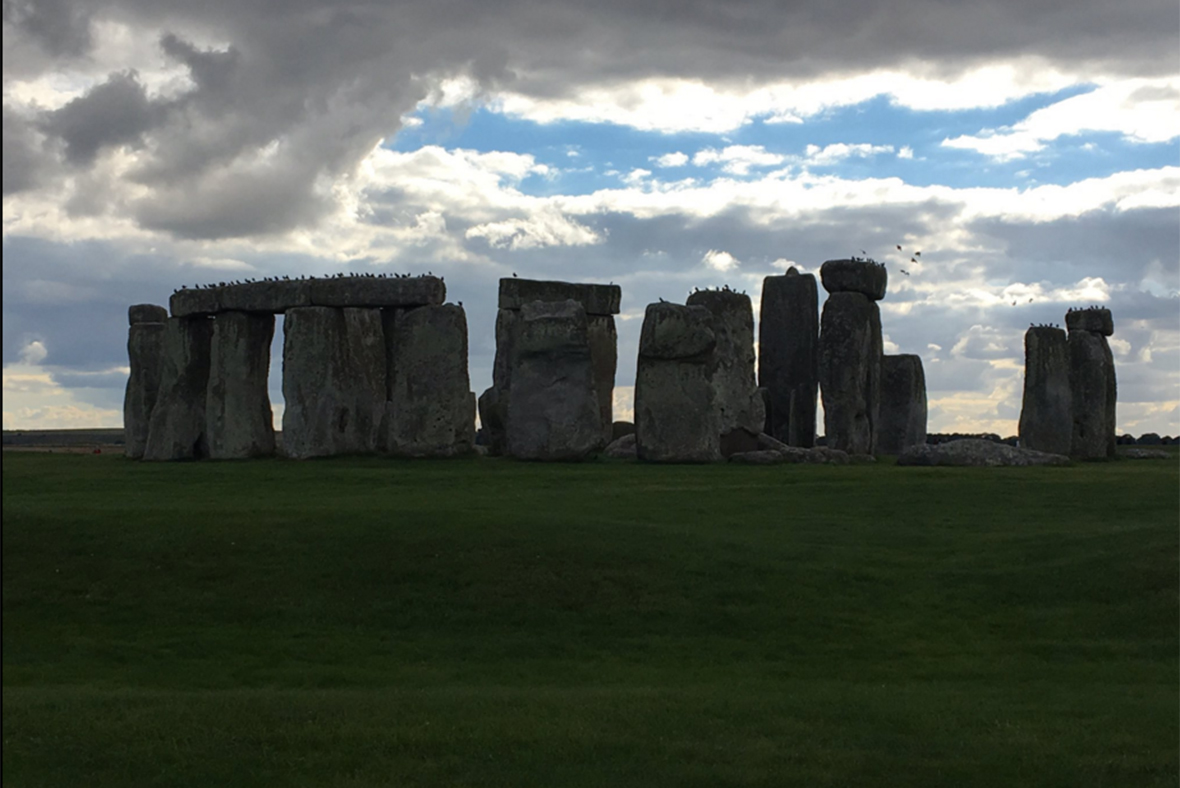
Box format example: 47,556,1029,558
3,0,1178,436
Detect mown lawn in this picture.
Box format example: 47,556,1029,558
3,452,1177,787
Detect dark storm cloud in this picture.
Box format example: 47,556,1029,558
2,106,51,194
6,0,1179,240
40,70,160,165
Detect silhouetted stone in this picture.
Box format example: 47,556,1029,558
382,304,474,457
878,354,927,455
170,288,220,317
123,321,166,459
820,259,888,300
1121,448,1170,460
635,302,720,462
477,387,506,456
604,433,638,459
720,428,761,457
587,314,618,443
1018,326,1072,456
729,449,786,465
219,280,311,313
819,291,882,455
498,278,621,315
612,421,636,440
1065,306,1114,337
506,300,604,461
897,439,1069,467
129,304,168,325
1069,329,1117,460
309,275,445,309
281,307,385,459
759,269,818,447
206,312,275,459
143,317,213,460
687,289,765,448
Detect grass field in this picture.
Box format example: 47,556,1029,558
3,451,1177,787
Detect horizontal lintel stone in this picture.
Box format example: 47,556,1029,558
498,278,621,315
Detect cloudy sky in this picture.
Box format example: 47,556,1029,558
3,0,1178,436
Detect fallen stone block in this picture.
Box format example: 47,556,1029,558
729,449,787,465
897,439,1070,467
603,433,638,459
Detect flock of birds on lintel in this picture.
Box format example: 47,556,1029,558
174,271,441,294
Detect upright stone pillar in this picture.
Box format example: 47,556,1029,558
687,288,765,455
142,316,214,461
759,268,818,447
1067,307,1117,459
506,300,604,460
206,311,276,459
818,260,886,455
281,306,385,459
382,304,475,457
635,302,720,462
123,304,168,459
878,354,927,455
1018,326,1071,456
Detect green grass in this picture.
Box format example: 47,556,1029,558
3,452,1177,787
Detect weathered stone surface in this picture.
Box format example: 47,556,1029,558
603,433,638,459
1069,329,1117,460
170,288,220,317
729,449,786,465
506,300,604,460
759,269,819,447
1018,326,1072,456
382,304,475,457
720,428,760,457
753,434,850,464
635,302,720,462
309,276,445,309
498,278,621,315
129,304,168,325
142,317,213,461
1065,307,1114,337
687,289,765,440
281,307,385,459
878,354,927,455
123,322,166,459
219,280,311,313
1121,448,1170,460
611,421,636,441
587,314,618,443
897,439,1070,467
819,291,882,455
639,302,716,361
820,259,888,300
205,312,275,459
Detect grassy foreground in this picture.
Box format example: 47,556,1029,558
3,452,1177,787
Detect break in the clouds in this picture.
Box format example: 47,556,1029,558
3,0,1179,435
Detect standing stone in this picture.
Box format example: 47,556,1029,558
1068,309,1117,460
484,278,621,455
506,300,604,460
142,317,213,461
759,269,819,447
687,289,765,454
129,303,169,325
878,354,927,455
635,302,721,462
206,311,276,459
281,307,385,459
818,291,883,455
123,317,166,459
382,304,475,457
1018,326,1072,456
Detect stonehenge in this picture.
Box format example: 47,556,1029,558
878,354,927,455
481,278,621,455
634,302,721,462
123,266,1124,467
1018,308,1118,459
759,268,819,447
818,259,886,455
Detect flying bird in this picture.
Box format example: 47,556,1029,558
915,251,921,257
896,244,902,251
900,269,910,276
